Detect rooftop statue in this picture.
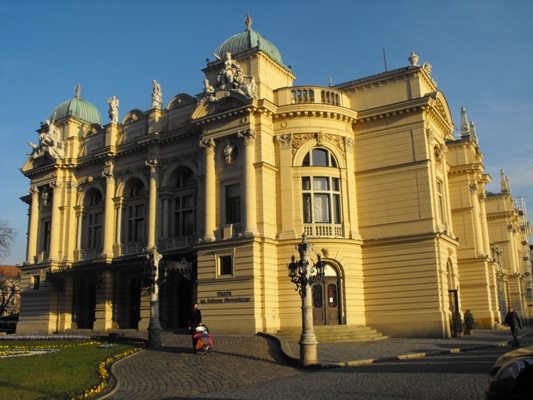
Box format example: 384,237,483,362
107,95,119,124
27,112,65,160
151,80,163,109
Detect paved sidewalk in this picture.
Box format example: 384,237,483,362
269,326,533,367
101,327,533,399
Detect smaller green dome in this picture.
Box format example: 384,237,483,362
217,15,285,68
51,84,102,125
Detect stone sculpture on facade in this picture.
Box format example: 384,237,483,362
107,95,119,124
151,80,163,109
206,51,258,101
27,112,65,160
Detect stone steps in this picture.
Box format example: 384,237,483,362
276,325,388,342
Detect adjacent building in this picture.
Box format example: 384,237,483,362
16,16,531,337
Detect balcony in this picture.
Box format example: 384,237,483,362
79,249,102,261
275,86,346,107
159,236,195,251
304,223,343,238
119,242,146,256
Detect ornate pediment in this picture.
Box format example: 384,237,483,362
191,90,249,120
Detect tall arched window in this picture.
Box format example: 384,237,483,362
301,148,343,237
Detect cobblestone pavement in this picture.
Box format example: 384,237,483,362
101,327,533,399
103,333,302,399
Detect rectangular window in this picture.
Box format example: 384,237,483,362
42,221,51,252
314,194,330,222
87,212,103,249
174,195,195,236
128,204,145,242
436,180,445,223
33,275,40,290
219,255,233,276
225,184,241,224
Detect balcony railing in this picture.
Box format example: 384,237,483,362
79,249,102,261
159,236,195,251
120,242,147,256
276,86,345,107
303,223,343,238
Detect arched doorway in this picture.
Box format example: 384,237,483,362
312,262,341,325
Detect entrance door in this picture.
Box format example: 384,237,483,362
312,277,340,325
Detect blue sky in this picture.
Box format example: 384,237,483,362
0,0,532,264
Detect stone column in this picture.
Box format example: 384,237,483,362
238,129,259,237
102,168,115,260
344,137,361,239
145,159,159,250
200,138,216,242
277,134,296,240
74,206,83,261
470,184,484,257
49,181,63,262
479,193,491,255
113,198,123,256
26,186,40,264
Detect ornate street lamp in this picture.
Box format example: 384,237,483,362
144,246,163,348
287,233,326,367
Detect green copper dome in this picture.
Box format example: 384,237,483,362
51,84,102,125
218,15,285,67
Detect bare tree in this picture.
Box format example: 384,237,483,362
0,220,17,261
0,269,21,316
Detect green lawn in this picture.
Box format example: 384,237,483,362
0,338,144,400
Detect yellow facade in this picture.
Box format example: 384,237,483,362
17,18,531,337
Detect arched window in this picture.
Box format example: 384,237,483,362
302,148,337,167
301,148,342,237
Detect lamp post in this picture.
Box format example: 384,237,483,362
287,233,326,367
145,246,163,348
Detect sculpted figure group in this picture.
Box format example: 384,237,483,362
205,51,257,101
27,112,65,160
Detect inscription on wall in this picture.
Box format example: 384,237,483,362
200,291,251,304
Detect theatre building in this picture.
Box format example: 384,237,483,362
16,16,531,337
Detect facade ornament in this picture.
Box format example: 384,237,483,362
29,186,39,195
426,128,436,145
460,107,471,140
244,13,253,31
316,131,324,146
469,121,479,144
238,129,256,145
107,96,119,124
277,133,292,149
27,112,65,160
211,51,258,99
151,80,163,109
41,190,50,207
145,159,159,173
223,139,238,164
75,82,82,99
102,169,113,180
408,51,419,66
199,138,216,154
422,62,438,87
501,170,511,195
201,78,216,103
470,183,478,192
66,180,78,192
345,137,354,153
